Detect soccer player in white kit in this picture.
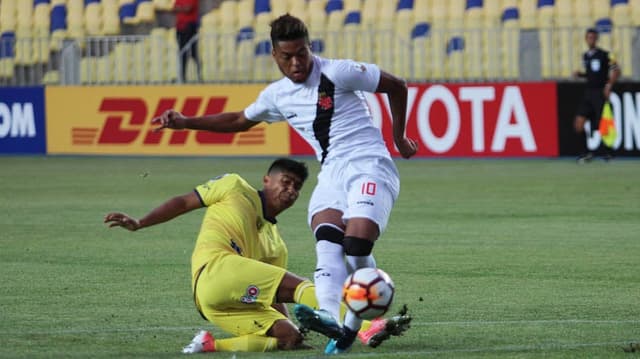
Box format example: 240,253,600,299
152,14,418,354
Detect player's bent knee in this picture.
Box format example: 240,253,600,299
314,223,345,245
343,236,374,256
268,319,304,350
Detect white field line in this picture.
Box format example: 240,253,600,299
1,319,639,335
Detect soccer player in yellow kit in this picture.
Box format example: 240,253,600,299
104,158,342,352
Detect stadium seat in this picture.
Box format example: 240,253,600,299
96,55,112,83
536,0,554,28
613,24,632,77
80,56,97,84
518,0,537,29
394,0,414,77
218,0,237,31
254,39,275,81
42,69,60,84
594,18,613,50
446,35,465,79
16,0,33,33
84,1,103,36
610,0,631,25
152,0,173,11
464,0,483,26
632,0,640,25
343,10,363,59
413,0,430,23
0,0,17,33
235,27,255,81
236,0,255,29
102,0,121,35
430,0,447,25
67,0,85,41
119,0,138,25
410,22,430,80
135,0,155,24
571,0,592,27
591,0,611,20
501,7,520,79
50,2,68,51
271,0,289,17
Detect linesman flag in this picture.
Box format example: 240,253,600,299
598,101,616,148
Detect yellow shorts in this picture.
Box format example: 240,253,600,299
194,253,288,336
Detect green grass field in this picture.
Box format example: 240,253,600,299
1,156,639,358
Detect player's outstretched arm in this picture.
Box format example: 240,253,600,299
104,192,203,231
376,71,418,159
151,110,260,133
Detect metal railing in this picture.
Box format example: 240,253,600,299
0,25,637,86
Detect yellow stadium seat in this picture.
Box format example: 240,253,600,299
0,58,15,79
554,0,573,26
85,2,103,35
519,0,537,29
199,25,220,82
135,1,155,23
219,0,238,30
14,33,34,66
102,0,121,35
16,0,33,32
591,0,611,20
289,1,308,23
611,1,631,25
413,0,430,23
613,25,632,77
571,0,592,27
112,42,132,83
271,0,289,17
1,0,17,33
237,0,254,29
632,0,640,25
361,0,379,24
130,41,148,83
430,0,447,25
32,37,50,64
501,22,520,79
153,0,174,11
67,0,86,41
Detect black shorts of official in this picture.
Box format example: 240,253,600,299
576,88,606,127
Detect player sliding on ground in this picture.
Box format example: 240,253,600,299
104,158,409,353
152,13,416,354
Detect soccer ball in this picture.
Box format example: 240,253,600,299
342,267,395,320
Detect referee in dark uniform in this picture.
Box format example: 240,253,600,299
572,28,620,162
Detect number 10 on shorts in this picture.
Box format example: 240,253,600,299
361,182,377,195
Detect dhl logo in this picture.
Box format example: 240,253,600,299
71,97,264,146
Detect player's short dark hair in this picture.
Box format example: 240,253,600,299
270,14,309,47
586,28,599,36
268,158,309,183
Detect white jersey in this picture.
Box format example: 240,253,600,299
244,56,392,165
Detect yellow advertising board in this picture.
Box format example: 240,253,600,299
45,85,289,156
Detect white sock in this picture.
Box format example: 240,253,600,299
344,254,376,331
314,240,347,322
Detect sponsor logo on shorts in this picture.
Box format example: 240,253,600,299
356,200,374,206
241,285,260,304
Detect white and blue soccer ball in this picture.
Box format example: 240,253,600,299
342,267,395,320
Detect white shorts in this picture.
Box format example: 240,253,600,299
307,156,400,233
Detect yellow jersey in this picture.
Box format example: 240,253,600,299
191,173,288,288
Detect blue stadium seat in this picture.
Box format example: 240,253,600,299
255,39,271,55
119,2,137,23
1,32,16,59
236,26,254,43
501,7,519,22
254,0,271,15
397,0,414,10
326,0,344,13
611,0,628,5
311,39,325,53
344,10,361,24
34,0,51,5
446,36,464,55
84,0,100,4
466,0,483,10
50,4,67,33
595,18,613,33
411,22,430,38
537,0,554,7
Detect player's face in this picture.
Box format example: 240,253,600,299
272,38,313,83
585,32,598,48
263,171,304,214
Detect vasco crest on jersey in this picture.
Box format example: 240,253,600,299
317,92,333,110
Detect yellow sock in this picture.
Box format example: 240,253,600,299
215,334,278,352
293,280,371,332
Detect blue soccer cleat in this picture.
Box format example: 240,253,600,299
294,304,345,340
324,327,358,355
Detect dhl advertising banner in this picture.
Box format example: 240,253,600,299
45,85,289,156
289,82,559,157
